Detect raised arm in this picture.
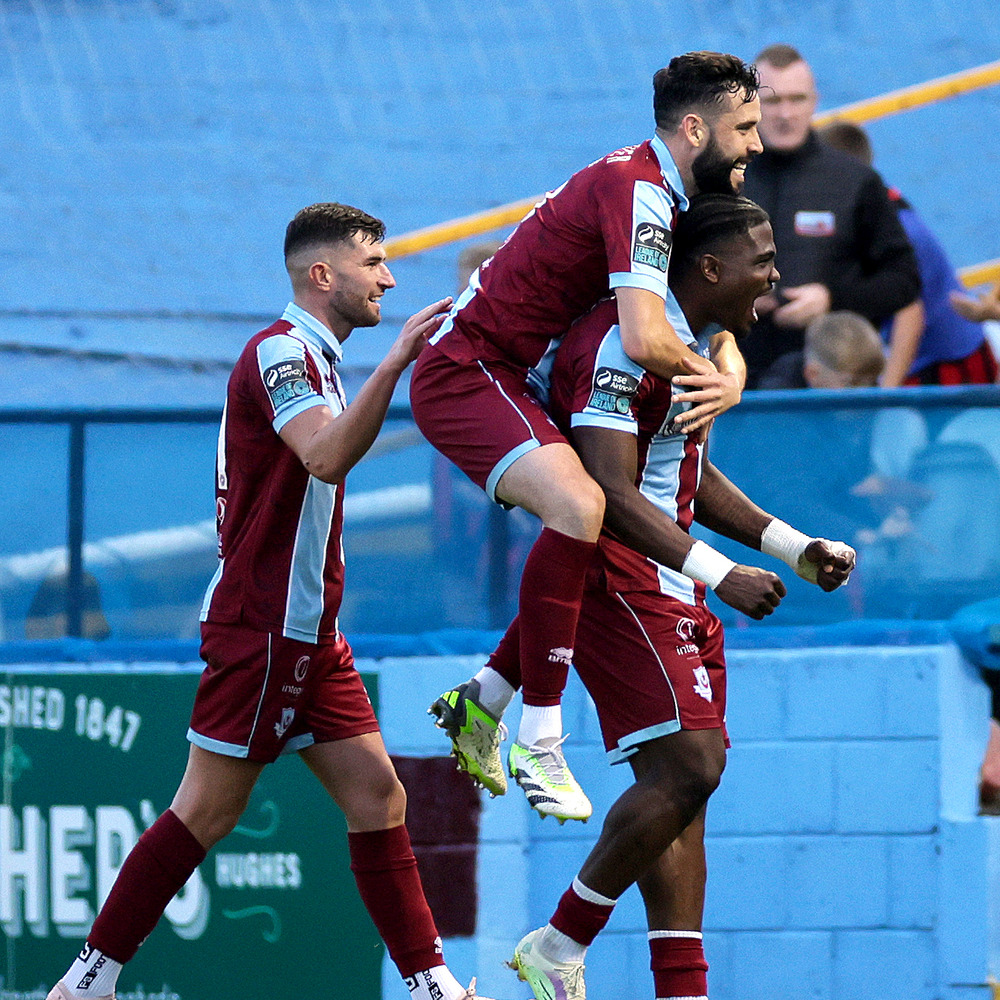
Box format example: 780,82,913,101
280,298,451,483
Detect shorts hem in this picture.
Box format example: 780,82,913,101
607,719,682,765
187,728,250,759
486,439,541,503
282,733,315,754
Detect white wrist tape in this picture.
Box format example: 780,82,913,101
760,518,816,582
681,540,737,590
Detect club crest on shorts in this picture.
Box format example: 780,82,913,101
693,665,713,702
274,707,295,739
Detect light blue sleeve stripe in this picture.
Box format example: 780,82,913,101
256,334,327,430
609,271,668,295
570,413,639,433
272,396,328,434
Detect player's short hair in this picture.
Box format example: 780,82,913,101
804,311,885,386
817,120,874,167
653,52,760,132
284,203,385,263
754,43,805,68
669,193,771,279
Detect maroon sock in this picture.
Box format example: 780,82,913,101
518,528,596,706
89,809,206,963
650,933,709,998
549,882,615,946
486,616,521,689
348,824,442,977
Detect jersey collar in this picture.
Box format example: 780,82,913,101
281,302,344,363
650,134,689,212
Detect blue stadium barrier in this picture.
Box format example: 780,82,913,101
1,386,997,643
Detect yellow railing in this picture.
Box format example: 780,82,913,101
959,258,1000,289
384,59,1000,262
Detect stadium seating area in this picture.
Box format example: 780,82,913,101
2,2,1000,999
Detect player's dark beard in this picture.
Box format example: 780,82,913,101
692,131,741,195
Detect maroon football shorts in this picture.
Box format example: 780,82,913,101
410,343,567,502
573,585,728,765
189,623,380,763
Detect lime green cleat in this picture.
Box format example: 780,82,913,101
508,736,592,823
509,927,586,1000
429,679,507,796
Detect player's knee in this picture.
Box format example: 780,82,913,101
175,801,245,849
348,769,407,829
542,476,605,538
675,742,726,808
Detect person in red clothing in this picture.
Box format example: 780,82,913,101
47,203,494,1000
418,52,765,823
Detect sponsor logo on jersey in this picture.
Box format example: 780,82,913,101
263,360,311,410
676,618,697,641
606,144,638,161
595,367,640,395
794,210,836,237
589,390,633,415
548,646,574,665
589,367,639,416
693,664,713,702
633,222,671,271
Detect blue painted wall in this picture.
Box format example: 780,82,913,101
372,634,993,1000
1,0,998,371
1,626,994,998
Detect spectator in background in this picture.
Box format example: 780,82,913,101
25,570,111,640
757,310,884,390
819,120,999,386
741,44,920,387
951,281,1000,325
457,241,503,292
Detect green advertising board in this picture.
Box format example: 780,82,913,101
0,667,383,1000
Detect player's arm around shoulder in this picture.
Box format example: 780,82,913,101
615,285,713,379
280,297,451,484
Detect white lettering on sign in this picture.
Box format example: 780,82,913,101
73,696,141,752
0,803,208,941
215,853,302,890
0,686,65,731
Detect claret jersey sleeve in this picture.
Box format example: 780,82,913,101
601,134,687,300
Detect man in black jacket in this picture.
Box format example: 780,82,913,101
741,44,920,386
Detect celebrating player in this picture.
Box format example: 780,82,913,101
501,194,855,999
416,53,764,822
47,204,495,1000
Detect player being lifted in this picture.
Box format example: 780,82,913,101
413,53,764,821
504,193,855,999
